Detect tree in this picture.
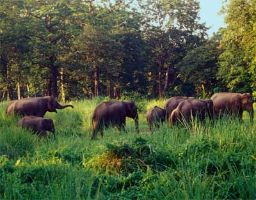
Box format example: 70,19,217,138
73,1,144,98
177,32,223,97
23,0,83,97
219,0,256,92
0,0,32,100
139,0,207,97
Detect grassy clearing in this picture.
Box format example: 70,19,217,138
0,99,256,199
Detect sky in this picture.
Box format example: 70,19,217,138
199,0,225,35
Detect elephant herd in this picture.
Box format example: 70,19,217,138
4,92,254,139
6,96,73,137
147,97,214,132
147,93,254,132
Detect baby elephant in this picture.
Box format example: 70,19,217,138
17,116,55,137
146,106,166,132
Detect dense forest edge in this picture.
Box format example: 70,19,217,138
1,0,256,100
1,0,256,199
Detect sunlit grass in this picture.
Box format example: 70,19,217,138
0,98,255,199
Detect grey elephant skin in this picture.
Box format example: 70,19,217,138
211,92,254,122
91,100,139,139
164,96,195,117
6,96,73,117
146,106,166,132
169,99,213,125
17,116,55,137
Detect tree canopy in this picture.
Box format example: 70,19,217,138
0,0,254,100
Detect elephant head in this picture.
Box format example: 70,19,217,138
240,93,254,122
43,118,55,133
125,101,139,133
204,99,214,119
47,96,74,113
42,118,55,137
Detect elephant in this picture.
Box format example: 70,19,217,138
211,92,254,122
146,106,166,132
17,116,55,137
91,100,139,139
6,96,73,117
164,96,195,117
169,99,214,126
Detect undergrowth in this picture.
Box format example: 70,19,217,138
0,99,255,199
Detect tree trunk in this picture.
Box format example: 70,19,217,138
94,66,99,97
113,83,121,99
26,84,30,97
107,80,111,98
17,82,21,100
50,66,58,97
47,79,52,96
59,68,65,102
158,71,163,98
163,67,176,96
0,53,12,100
48,55,58,97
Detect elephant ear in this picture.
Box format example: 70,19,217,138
246,93,253,102
47,96,57,112
241,93,253,105
43,119,54,131
127,101,135,111
126,101,137,118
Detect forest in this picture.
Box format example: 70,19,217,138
1,0,255,100
1,0,256,199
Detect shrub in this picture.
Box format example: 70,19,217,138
84,138,177,174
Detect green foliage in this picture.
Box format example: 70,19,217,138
0,128,37,159
88,137,177,174
0,99,256,199
177,33,223,97
219,0,256,92
0,0,211,99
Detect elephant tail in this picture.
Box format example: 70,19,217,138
169,108,180,126
91,113,97,129
6,102,15,115
91,112,100,140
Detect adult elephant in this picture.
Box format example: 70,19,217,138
164,96,194,117
169,99,214,126
6,96,73,117
91,100,139,139
211,92,254,122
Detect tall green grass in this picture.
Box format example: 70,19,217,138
0,99,255,199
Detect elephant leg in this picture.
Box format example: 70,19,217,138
91,120,103,139
119,124,126,133
119,119,126,134
149,123,153,133
39,131,47,137
238,110,243,122
156,122,160,129
100,129,104,137
52,132,56,139
91,125,100,140
91,130,97,140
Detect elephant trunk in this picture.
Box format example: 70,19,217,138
52,128,56,139
134,115,139,134
56,103,74,109
249,109,254,123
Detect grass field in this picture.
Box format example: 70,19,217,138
0,98,256,199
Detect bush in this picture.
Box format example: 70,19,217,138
84,138,177,174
